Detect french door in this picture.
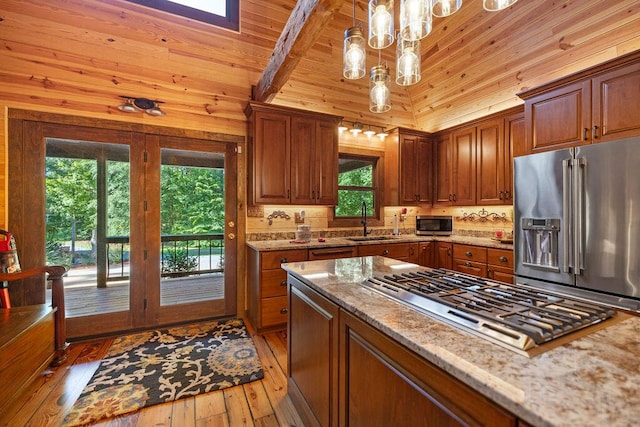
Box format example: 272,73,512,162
9,118,237,339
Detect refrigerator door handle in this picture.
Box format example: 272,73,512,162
573,157,586,275
562,158,572,273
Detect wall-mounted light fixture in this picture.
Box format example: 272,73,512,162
117,96,166,116
339,120,389,141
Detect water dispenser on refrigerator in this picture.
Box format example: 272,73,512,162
521,218,560,270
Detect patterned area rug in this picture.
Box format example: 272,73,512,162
63,318,263,426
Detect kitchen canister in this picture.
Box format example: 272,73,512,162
295,225,312,242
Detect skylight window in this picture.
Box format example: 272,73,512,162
125,0,239,31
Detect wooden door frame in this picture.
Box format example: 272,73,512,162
8,109,242,338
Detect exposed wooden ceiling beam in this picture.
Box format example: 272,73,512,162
253,0,344,103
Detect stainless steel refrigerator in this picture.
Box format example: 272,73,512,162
514,136,640,311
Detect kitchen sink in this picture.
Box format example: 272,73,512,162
345,236,397,242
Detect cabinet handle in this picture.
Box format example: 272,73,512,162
280,280,287,286
447,247,452,255
464,261,472,267
453,193,457,202
382,249,389,256
280,308,288,315
499,256,508,263
280,257,289,263
465,251,473,257
505,190,511,200
312,190,315,199
448,194,453,201
499,191,504,200
287,189,290,198
593,125,598,139
583,127,589,141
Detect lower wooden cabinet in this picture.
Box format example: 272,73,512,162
357,242,417,262
435,242,453,269
288,274,518,427
452,244,514,283
487,248,515,283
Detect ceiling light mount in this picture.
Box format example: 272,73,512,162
117,96,166,116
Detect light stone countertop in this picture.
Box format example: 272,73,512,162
282,256,640,427
246,234,514,251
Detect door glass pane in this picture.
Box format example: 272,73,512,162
160,148,225,306
45,139,130,317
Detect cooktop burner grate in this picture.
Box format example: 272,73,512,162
362,269,616,352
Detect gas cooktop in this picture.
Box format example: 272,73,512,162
361,268,617,354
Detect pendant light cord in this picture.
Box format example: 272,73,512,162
352,0,356,27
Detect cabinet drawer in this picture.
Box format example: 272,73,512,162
487,248,513,268
261,269,288,298
453,244,487,263
358,243,413,259
261,295,289,327
308,246,357,260
261,249,307,270
487,266,514,284
453,259,487,277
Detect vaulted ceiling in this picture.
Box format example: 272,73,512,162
266,0,640,131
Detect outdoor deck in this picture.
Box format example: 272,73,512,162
46,274,224,318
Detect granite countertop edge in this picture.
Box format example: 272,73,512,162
247,234,514,251
282,257,640,427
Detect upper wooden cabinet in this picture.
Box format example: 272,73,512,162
434,126,476,205
245,102,340,205
477,111,524,204
519,51,640,154
384,128,433,206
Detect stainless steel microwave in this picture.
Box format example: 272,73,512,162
416,215,453,236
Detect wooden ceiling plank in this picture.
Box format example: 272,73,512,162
253,0,344,103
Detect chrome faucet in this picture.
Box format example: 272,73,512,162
361,201,368,237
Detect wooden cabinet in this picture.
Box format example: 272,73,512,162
287,275,517,427
340,310,517,427
519,52,640,154
246,102,340,206
434,126,476,205
308,246,357,260
435,242,453,269
453,244,488,277
476,112,524,205
357,242,416,262
288,275,339,427
487,248,515,284
384,128,433,206
417,241,435,268
246,248,307,332
290,116,339,205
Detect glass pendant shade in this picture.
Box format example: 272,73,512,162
396,37,421,86
343,27,366,79
368,0,394,49
432,0,462,17
483,0,518,11
400,0,432,41
370,65,391,113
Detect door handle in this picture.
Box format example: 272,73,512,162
227,233,236,240
583,127,589,141
499,191,503,200
280,308,288,315
499,256,508,263
465,251,473,257
592,125,598,139
382,249,389,256
280,280,287,286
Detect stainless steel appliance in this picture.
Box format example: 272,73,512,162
514,136,640,311
361,268,615,354
416,215,453,236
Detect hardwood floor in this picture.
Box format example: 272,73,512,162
0,322,303,427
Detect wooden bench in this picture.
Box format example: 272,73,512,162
0,266,67,416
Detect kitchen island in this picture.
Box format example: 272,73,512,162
282,256,640,427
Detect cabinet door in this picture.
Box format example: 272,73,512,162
451,126,476,205
340,311,516,427
289,276,339,427
504,112,524,200
416,137,433,204
315,119,339,205
418,242,434,267
435,242,453,269
254,112,291,204
476,119,505,205
399,134,420,204
290,116,316,204
453,259,487,277
434,133,452,205
525,80,591,153
487,266,514,284
592,62,640,143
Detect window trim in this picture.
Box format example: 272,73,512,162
328,147,384,228
123,0,239,32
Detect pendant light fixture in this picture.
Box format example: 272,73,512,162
368,0,394,49
370,64,391,113
396,36,421,86
343,0,366,79
483,0,518,11
400,0,432,41
432,0,462,17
